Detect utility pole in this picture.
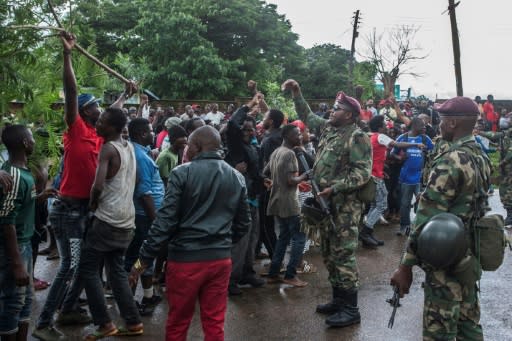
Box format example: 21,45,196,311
448,0,463,96
349,10,360,93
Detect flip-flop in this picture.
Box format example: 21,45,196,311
84,327,118,340
116,326,144,336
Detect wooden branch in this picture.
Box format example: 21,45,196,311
7,25,65,32
73,44,130,84
46,0,63,28
46,0,131,84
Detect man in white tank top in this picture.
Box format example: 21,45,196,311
72,107,143,339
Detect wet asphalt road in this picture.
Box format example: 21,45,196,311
29,192,512,341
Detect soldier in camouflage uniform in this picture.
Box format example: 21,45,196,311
391,97,491,341
476,128,512,227
499,130,512,227
281,79,372,328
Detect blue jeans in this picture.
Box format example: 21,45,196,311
0,242,33,335
124,214,154,277
37,199,88,328
400,183,421,229
366,178,388,229
268,215,306,279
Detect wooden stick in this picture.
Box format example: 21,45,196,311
7,25,65,31
73,44,131,84
46,0,131,84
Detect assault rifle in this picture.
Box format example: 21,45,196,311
387,230,410,329
296,152,336,229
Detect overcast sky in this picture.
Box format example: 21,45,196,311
269,0,511,100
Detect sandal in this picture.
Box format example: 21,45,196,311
116,325,144,336
296,261,317,274
84,327,118,340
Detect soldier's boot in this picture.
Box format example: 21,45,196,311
359,226,379,248
505,208,512,228
316,287,343,314
325,289,361,327
367,227,384,246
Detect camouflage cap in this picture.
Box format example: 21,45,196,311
434,97,479,117
334,91,361,116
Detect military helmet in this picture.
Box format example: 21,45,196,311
302,197,326,223
417,212,469,269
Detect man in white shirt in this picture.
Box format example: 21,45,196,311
205,103,225,126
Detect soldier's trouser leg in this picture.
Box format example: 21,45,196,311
320,212,359,291
498,183,512,225
423,271,482,341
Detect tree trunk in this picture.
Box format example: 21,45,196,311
382,73,396,98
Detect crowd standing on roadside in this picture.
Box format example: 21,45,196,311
1,30,512,341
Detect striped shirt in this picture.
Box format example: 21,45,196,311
0,161,36,244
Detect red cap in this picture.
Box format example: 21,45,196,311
290,120,306,132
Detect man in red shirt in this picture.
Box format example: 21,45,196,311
360,115,424,248
33,31,136,341
483,94,495,131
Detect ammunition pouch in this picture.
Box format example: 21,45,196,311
356,176,377,204
450,253,481,288
473,214,507,271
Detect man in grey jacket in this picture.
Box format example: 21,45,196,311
129,125,251,341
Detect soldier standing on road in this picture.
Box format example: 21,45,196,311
391,97,491,341
282,79,372,328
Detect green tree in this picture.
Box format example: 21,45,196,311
291,44,352,99
126,6,243,99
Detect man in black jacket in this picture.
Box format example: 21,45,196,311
225,93,266,295
257,108,285,260
129,125,251,341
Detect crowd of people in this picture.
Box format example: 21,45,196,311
1,31,511,341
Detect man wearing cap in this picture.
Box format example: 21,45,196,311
366,99,378,117
33,31,136,341
282,79,372,328
391,97,491,341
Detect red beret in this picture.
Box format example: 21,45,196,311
434,97,479,116
334,91,361,115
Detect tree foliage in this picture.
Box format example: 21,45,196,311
2,0,377,103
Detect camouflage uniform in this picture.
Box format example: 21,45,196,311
402,136,491,341
498,130,512,225
481,129,512,224
293,94,372,290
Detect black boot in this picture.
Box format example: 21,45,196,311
505,208,512,228
316,287,343,314
359,226,378,248
368,228,384,246
325,289,361,327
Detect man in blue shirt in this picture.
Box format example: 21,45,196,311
392,118,433,235
125,118,165,315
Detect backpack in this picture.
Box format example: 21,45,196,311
462,145,507,271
